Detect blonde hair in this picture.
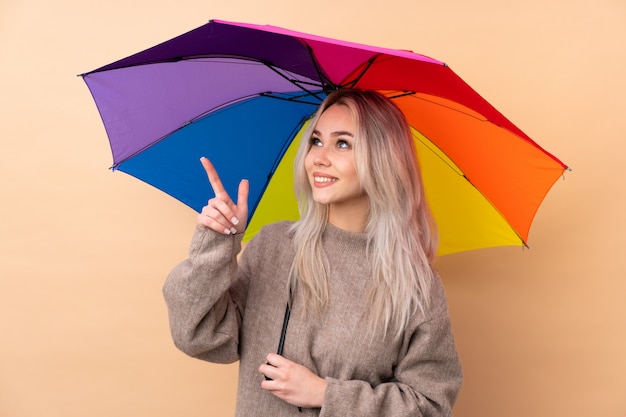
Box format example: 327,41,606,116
290,89,438,340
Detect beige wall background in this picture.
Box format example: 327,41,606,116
1,0,624,416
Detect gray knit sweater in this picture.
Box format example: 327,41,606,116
163,221,462,416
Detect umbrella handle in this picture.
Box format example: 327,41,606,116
264,302,291,381
263,291,302,412
264,288,293,380
276,301,291,356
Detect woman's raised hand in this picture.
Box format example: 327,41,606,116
198,157,249,235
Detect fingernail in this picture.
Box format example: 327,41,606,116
231,217,239,225
224,228,231,235
230,227,237,235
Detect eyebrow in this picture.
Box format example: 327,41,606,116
312,129,354,137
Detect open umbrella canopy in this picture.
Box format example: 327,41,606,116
81,19,568,255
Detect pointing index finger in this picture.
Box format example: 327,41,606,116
200,157,228,199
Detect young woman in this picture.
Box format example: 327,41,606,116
163,89,462,416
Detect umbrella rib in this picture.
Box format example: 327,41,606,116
110,93,270,168
409,94,490,122
387,90,417,99
412,130,529,249
269,116,310,177
259,92,323,106
247,116,310,221
187,93,270,123
412,132,465,178
261,62,327,102
295,42,339,94
341,56,377,89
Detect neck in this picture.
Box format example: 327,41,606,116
327,202,369,233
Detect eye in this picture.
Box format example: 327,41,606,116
337,139,351,149
309,136,322,147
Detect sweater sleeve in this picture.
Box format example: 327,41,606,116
319,283,462,417
162,226,245,364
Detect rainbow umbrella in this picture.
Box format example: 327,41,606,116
80,19,568,255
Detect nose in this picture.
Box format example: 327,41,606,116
313,145,330,167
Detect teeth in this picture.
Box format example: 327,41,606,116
314,176,337,183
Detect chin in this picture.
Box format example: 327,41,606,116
311,193,333,205
312,197,331,205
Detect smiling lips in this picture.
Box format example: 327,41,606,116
313,173,338,186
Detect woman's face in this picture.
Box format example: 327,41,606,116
305,104,369,216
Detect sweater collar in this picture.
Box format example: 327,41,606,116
322,222,368,253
